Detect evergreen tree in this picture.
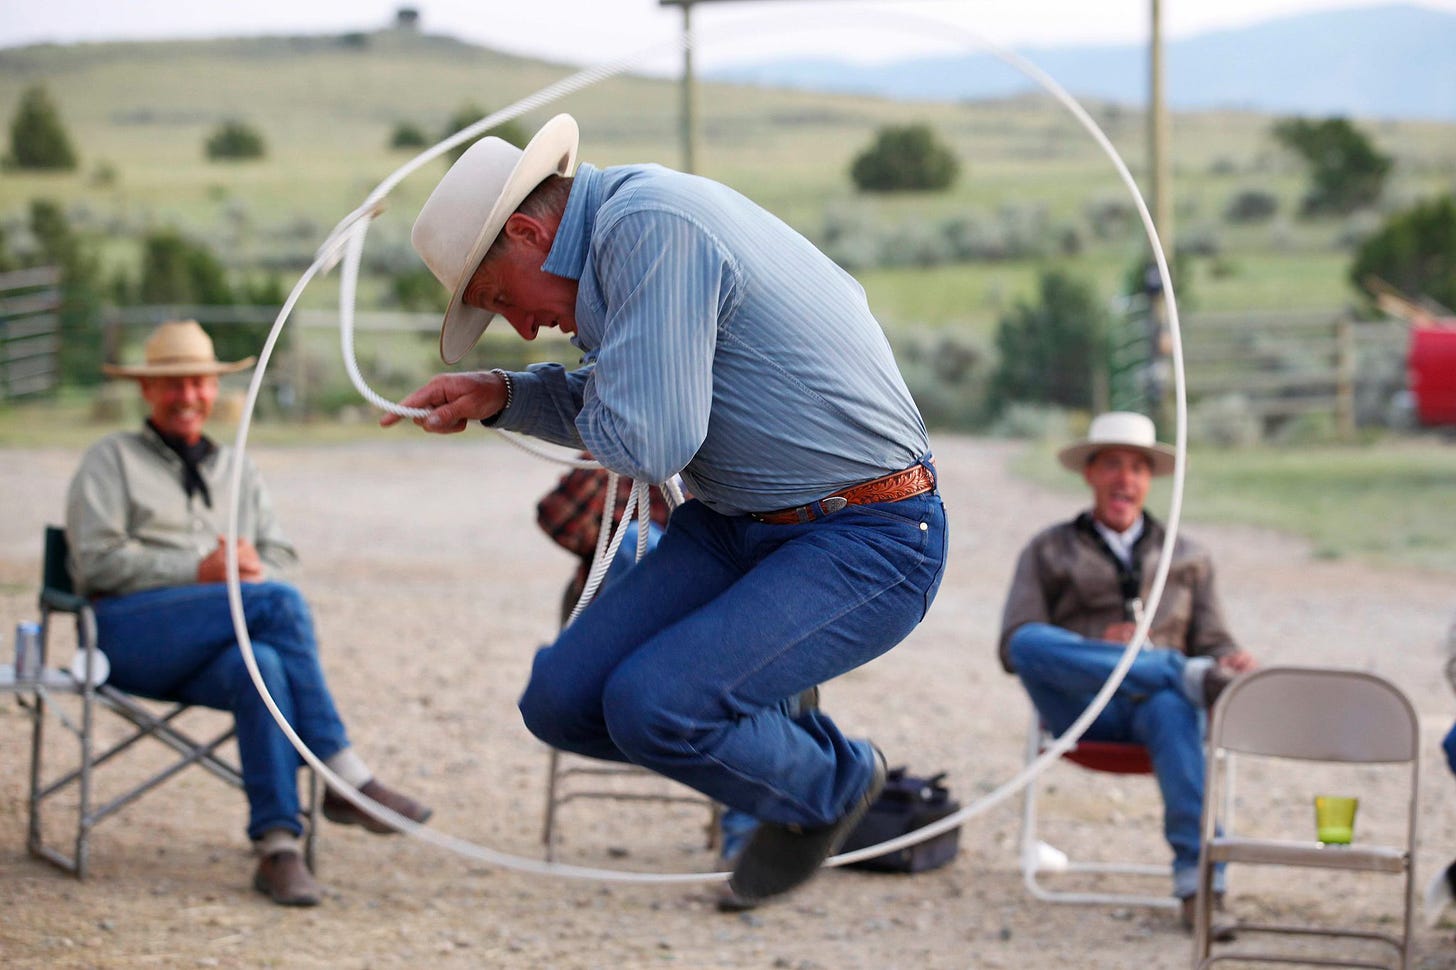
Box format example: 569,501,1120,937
29,199,105,385
442,105,526,163
1349,194,1456,313
135,229,270,363
7,85,79,171
1271,117,1392,216
138,229,235,306
989,270,1108,414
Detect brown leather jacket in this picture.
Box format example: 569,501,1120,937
998,512,1239,673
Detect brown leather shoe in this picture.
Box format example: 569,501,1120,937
1181,892,1236,942
1203,665,1237,710
323,778,432,834
253,850,320,907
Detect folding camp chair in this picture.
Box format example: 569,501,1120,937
541,748,721,861
19,525,319,878
1192,666,1419,968
1019,705,1180,909
539,561,722,862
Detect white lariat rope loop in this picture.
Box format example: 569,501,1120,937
224,4,1187,883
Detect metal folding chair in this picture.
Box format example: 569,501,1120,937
1019,704,1181,910
539,567,721,862
1192,666,1419,968
541,748,721,862
19,525,319,878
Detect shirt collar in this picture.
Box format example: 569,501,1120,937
1092,514,1144,566
541,162,601,283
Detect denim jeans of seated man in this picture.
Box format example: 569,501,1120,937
92,581,352,841
520,485,947,832
1008,622,1226,899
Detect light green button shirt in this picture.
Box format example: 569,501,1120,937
65,426,297,598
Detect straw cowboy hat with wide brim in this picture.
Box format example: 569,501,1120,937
1057,411,1177,477
411,113,580,364
101,320,255,378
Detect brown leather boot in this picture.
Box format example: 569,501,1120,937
323,778,433,834
253,849,321,907
1181,892,1236,941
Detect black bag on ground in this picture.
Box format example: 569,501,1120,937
840,766,961,873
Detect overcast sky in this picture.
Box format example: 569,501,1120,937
5,0,1454,71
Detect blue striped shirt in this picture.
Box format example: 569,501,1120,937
497,162,930,516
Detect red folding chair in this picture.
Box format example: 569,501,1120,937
1018,704,1180,909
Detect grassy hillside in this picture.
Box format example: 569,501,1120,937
2,29,1454,339
4,31,1454,572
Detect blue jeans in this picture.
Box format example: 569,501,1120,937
602,518,791,858
1008,622,1223,897
520,464,948,829
605,520,657,590
93,581,351,841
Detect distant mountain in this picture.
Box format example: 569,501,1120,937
708,3,1456,121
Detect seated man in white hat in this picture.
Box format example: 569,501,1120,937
997,411,1257,932
66,320,432,907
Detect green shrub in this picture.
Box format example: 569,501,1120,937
205,120,266,161
849,123,959,193
1224,189,1278,224
893,329,990,431
389,121,428,150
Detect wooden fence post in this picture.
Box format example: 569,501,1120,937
1335,317,1355,439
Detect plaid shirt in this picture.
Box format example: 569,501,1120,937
537,464,672,560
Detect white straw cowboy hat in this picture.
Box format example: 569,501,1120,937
411,113,580,364
101,320,255,378
1057,411,1176,477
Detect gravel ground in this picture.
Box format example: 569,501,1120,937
2,433,1455,969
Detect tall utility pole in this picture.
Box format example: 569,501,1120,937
1149,0,1172,255
1146,0,1174,430
659,0,702,173
660,0,827,174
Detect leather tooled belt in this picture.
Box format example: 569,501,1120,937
750,463,935,525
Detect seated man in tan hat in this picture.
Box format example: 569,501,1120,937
997,411,1256,932
66,320,432,907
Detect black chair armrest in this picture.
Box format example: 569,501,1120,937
40,587,90,614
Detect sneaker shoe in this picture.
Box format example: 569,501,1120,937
726,745,887,905
323,778,432,834
253,849,321,907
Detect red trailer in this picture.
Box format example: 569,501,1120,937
1409,321,1456,426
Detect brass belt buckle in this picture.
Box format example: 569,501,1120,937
820,496,848,514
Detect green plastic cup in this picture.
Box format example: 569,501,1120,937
1314,795,1358,845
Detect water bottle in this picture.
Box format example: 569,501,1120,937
14,621,42,682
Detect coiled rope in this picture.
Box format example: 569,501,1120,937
222,4,1188,883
